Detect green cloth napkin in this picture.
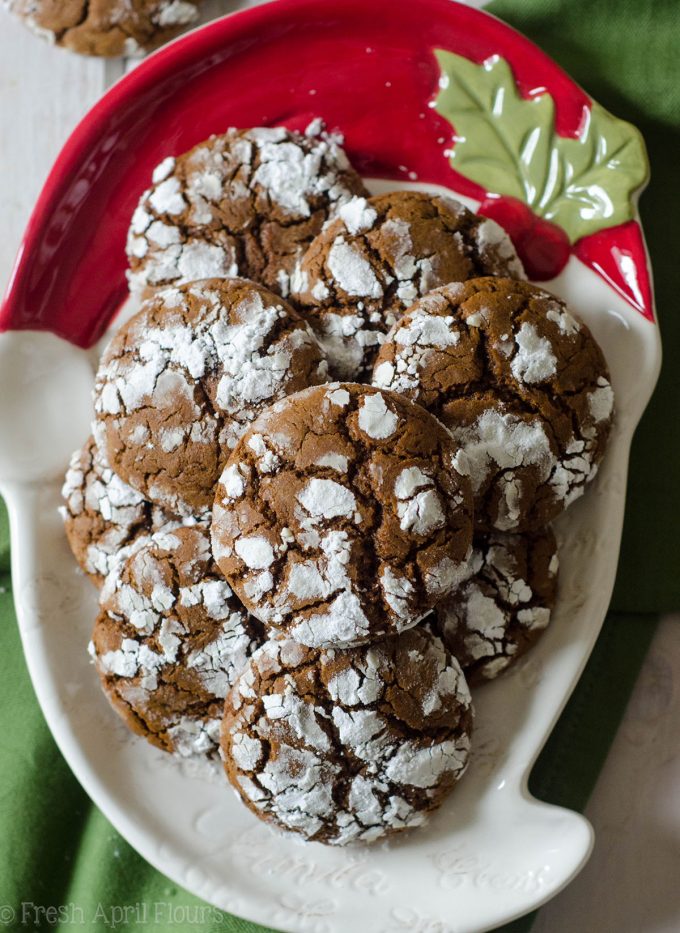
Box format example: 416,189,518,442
0,0,678,930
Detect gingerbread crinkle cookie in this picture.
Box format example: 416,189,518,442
93,278,328,516
221,628,473,845
127,125,368,298
427,526,558,683
60,435,171,586
211,383,474,648
372,278,614,531
7,0,200,57
92,521,263,757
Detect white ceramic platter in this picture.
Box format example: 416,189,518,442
0,168,660,932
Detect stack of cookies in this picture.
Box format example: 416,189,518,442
62,123,614,847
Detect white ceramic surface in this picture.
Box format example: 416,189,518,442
0,190,661,933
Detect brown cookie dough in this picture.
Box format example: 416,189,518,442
60,435,170,587
91,521,263,757
93,278,328,516
7,0,199,57
221,629,473,845
126,125,368,298
211,383,474,649
290,190,524,378
372,278,614,531
427,527,558,684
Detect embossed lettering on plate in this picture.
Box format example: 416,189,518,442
431,847,552,895
227,826,392,896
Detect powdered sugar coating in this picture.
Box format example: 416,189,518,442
221,628,473,845
92,521,263,758
61,435,169,586
588,376,615,423
291,190,524,378
372,278,614,531
94,278,328,515
428,527,558,684
357,392,399,440
510,322,558,384
327,237,384,298
394,467,446,536
337,196,379,235
473,218,525,279
126,125,367,298
212,383,473,648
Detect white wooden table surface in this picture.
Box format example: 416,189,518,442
1,8,678,933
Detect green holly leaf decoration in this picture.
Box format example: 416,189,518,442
433,49,649,243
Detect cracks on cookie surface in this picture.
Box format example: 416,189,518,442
105,673,223,755
221,631,473,844
212,385,472,646
93,522,263,757
94,279,327,514
61,435,161,584
292,192,522,378
127,128,367,296
372,278,612,530
432,527,558,683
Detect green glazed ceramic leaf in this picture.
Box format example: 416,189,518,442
434,49,649,243
537,102,649,240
